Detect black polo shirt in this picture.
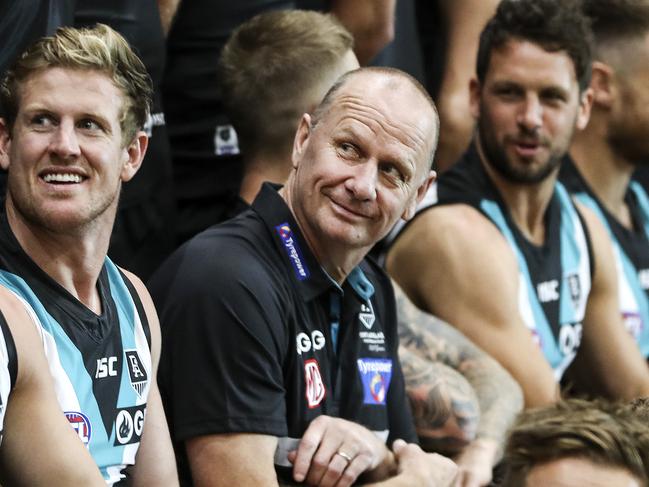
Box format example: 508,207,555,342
150,183,416,484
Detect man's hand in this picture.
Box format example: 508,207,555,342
452,439,498,487
287,415,391,486
392,439,458,487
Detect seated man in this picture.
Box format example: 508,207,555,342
150,66,458,486
561,0,649,378
500,398,649,486
0,25,177,484
387,0,649,407
0,285,105,486
217,11,521,486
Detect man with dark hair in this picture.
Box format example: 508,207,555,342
150,66,458,486
386,0,649,407
0,25,177,484
561,0,649,377
501,399,649,486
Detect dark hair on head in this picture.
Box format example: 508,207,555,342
583,0,649,50
476,0,594,92
501,398,649,486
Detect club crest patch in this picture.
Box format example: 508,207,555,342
357,358,392,405
304,359,326,408
358,300,375,329
124,350,148,398
275,223,310,281
566,273,581,309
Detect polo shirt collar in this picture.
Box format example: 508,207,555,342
252,183,375,303
252,183,337,301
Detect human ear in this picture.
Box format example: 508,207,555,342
120,131,148,182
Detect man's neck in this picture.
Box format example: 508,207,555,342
5,201,112,314
239,155,292,205
570,123,634,227
477,139,557,246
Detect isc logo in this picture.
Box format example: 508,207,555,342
95,356,118,378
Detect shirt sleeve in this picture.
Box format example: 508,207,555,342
151,238,290,442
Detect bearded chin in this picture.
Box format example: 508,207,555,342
477,120,563,185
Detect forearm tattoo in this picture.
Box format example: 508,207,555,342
393,282,523,451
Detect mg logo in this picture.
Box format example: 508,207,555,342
304,359,326,408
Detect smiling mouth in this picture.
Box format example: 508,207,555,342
41,172,85,184
329,197,371,219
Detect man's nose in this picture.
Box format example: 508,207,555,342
345,162,378,201
48,121,81,158
517,95,542,132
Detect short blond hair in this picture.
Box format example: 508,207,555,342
1,23,152,144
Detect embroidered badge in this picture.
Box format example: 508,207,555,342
357,358,392,405
65,411,92,446
304,359,326,408
358,300,375,329
276,223,310,281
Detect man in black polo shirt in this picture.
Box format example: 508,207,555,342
150,67,457,486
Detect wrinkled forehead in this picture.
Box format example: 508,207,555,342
327,73,438,171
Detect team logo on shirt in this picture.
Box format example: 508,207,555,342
214,124,240,156
358,300,375,329
65,411,92,446
639,269,649,290
276,223,310,281
124,350,148,398
558,322,582,357
113,405,146,446
357,358,392,406
304,359,326,408
296,331,326,355
566,273,582,309
623,311,643,339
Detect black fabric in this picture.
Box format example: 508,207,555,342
74,0,177,279
561,156,649,297
150,183,416,485
0,311,17,392
162,1,296,242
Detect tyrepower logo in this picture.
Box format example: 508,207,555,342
304,359,326,408
275,223,310,281
357,358,392,406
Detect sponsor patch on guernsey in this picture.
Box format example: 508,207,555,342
65,411,92,446
357,358,392,405
275,223,310,281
